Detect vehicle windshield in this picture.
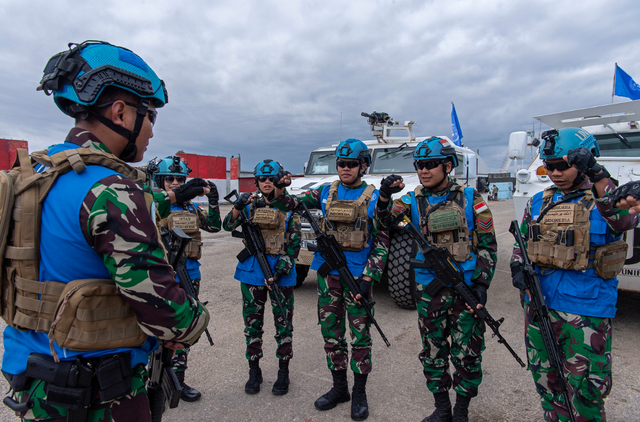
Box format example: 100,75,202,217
306,151,338,175
371,146,416,174
596,132,640,157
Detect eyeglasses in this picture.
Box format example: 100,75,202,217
96,101,157,126
414,160,444,170
165,175,186,183
257,176,277,183
544,160,571,172
336,160,361,169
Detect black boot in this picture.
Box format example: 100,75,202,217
351,373,369,421
175,371,201,402
314,369,351,411
452,393,471,422
272,359,290,395
245,359,263,394
421,392,452,422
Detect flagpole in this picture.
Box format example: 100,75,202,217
612,63,617,104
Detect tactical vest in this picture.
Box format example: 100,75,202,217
250,204,289,255
161,203,203,260
0,147,151,361
527,188,627,278
323,181,375,252
415,185,475,261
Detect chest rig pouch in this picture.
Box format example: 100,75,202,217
162,205,202,260
0,147,149,358
251,206,288,255
416,185,474,262
323,181,375,252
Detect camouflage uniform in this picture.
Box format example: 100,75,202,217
4,129,209,421
377,180,497,397
512,179,636,422
223,194,301,362
269,183,389,375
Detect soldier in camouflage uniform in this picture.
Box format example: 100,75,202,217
1,41,210,421
273,140,389,421
376,137,498,422
223,160,300,396
149,155,221,402
510,128,637,422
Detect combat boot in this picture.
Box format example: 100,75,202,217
245,359,263,394
421,392,452,422
272,359,290,395
351,373,369,421
452,393,471,422
314,369,350,411
175,371,201,402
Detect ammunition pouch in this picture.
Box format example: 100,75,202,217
589,239,628,279
162,209,202,260
251,207,288,255
323,181,375,252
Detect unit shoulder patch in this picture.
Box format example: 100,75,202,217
477,217,494,232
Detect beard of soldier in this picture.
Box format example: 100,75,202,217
545,159,581,194
337,158,366,187
417,159,453,191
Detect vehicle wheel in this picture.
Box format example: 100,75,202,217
295,264,310,288
387,230,417,309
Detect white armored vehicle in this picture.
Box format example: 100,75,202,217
291,112,489,308
511,100,640,293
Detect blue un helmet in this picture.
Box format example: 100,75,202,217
413,137,459,168
335,139,371,178
539,127,600,160
254,159,283,177
150,156,191,188
37,41,168,162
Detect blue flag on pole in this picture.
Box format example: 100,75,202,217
614,65,640,100
451,103,463,146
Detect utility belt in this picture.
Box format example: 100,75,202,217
3,352,133,422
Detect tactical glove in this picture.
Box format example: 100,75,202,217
609,181,640,207
356,278,372,301
471,284,488,307
272,269,286,285
379,174,404,199
274,169,292,189
173,178,208,205
566,147,610,183
206,181,219,206
234,192,253,210
510,262,527,291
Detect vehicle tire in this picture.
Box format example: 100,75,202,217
387,230,417,309
295,264,310,288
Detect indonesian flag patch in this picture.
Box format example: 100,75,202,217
478,217,494,231
473,200,488,214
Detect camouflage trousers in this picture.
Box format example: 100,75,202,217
241,283,294,361
317,273,372,375
416,283,486,397
172,277,201,373
524,303,612,422
15,364,149,422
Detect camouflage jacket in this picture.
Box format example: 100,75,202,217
376,179,498,288
269,183,389,282
223,193,301,275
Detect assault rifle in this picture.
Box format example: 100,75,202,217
224,190,290,330
296,202,391,347
509,220,577,422
394,212,526,367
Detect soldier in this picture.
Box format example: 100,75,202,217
510,128,636,422
272,139,389,421
1,41,210,421
223,160,301,396
376,137,498,422
149,155,221,402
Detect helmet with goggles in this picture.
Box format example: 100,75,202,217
413,137,459,167
335,139,371,167
149,156,191,187
539,127,600,160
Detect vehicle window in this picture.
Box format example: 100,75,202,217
371,146,416,174
306,151,338,175
595,133,640,157
454,154,464,176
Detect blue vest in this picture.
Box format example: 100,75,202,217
529,189,620,318
408,187,477,286
170,203,202,281
234,206,297,287
310,183,379,278
2,143,156,375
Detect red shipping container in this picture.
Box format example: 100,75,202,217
0,139,29,171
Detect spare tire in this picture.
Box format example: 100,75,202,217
387,230,417,309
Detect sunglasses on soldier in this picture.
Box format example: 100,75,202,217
165,175,186,183
544,160,572,172
257,176,277,183
414,160,444,170
336,160,361,169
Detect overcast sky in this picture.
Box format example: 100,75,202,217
0,0,638,174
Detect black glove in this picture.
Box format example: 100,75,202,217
272,269,286,285
173,178,208,204
274,169,292,189
510,262,527,291
471,284,488,307
566,147,610,183
379,174,404,199
206,181,219,206
234,192,252,210
356,278,371,301
609,181,640,207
